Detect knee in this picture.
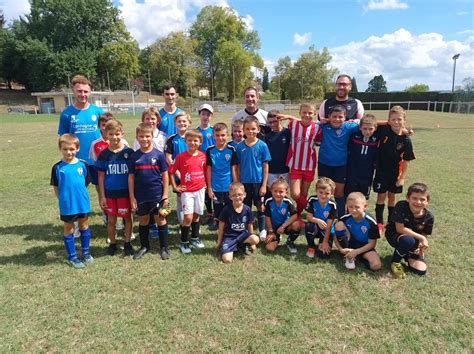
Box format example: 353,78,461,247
221,254,233,263
334,221,345,232
289,221,301,232
370,259,382,271
248,234,260,245
305,222,316,234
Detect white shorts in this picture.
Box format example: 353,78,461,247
180,187,206,215
267,172,290,188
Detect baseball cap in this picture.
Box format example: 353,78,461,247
198,103,214,114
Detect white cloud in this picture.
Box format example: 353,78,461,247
458,29,474,35
241,14,254,31
329,28,474,91
293,32,311,46
0,0,30,25
365,0,408,11
456,11,470,16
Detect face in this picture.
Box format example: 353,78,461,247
267,117,282,132
199,110,212,125
243,122,260,139
346,199,367,219
106,128,123,147
232,125,244,142
175,116,190,132
335,77,352,99
316,187,332,202
144,114,159,129
229,187,246,204
73,83,91,105
388,113,405,134
163,88,177,105
137,131,153,149
407,192,429,215
60,142,78,162
99,121,108,136
300,107,315,126
329,111,346,128
360,123,376,138
244,89,259,111
271,184,287,201
186,136,201,152
214,129,228,147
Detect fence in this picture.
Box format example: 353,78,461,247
362,101,474,114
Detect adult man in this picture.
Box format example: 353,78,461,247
231,86,268,126
158,84,183,137
318,75,364,121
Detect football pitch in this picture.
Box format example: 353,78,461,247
0,110,473,351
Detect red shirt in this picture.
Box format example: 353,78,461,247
169,151,207,192
286,120,321,171
89,137,109,162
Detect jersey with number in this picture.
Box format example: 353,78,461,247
264,197,296,229
305,196,337,230
128,148,168,203
376,125,415,177
158,107,182,137
133,128,167,152
318,97,364,121
206,144,238,192
236,139,271,183
219,204,254,240
318,122,360,167
286,120,320,171
265,128,291,174
197,126,215,152
58,104,104,164
50,159,91,216
169,151,207,192
165,133,187,161
96,146,134,198
346,132,379,185
340,213,380,246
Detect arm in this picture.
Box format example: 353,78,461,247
161,171,169,208
346,240,377,261
319,218,334,254
53,186,59,198
247,220,254,235
231,165,238,183
128,174,137,211
259,162,269,196
276,113,300,122
395,222,428,250
276,213,299,234
98,170,107,209
396,161,409,186
265,216,275,243
206,165,214,199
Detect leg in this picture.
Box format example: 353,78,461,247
305,222,317,258
107,215,118,244
375,192,387,225
407,258,427,275
221,252,234,263
334,182,346,218
387,191,397,220
78,216,92,261
362,251,382,271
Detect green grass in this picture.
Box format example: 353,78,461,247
0,111,473,351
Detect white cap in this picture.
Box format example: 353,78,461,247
198,103,214,114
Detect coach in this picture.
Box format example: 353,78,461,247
231,86,268,126
158,84,183,137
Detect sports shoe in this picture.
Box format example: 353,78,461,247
133,247,148,260
208,220,218,231
286,240,297,254
108,243,118,256
306,247,316,258
180,242,192,254
130,232,136,241
244,244,253,255
259,229,267,242
149,224,159,239
190,237,205,249
83,255,94,264
160,247,170,260
391,262,405,279
377,223,385,235
101,213,108,225
67,258,85,269
124,243,134,257
345,258,356,270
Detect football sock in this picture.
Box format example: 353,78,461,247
138,224,150,249
191,221,200,238
180,225,190,243
63,234,77,261
335,229,348,247
205,195,213,215
392,235,416,262
79,228,91,258
158,224,169,248
304,223,316,248
375,203,385,224
257,211,265,232
335,197,346,218
388,206,395,221
288,231,299,242
296,195,307,215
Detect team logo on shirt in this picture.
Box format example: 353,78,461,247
363,136,369,143
71,115,76,122
361,225,368,234
282,138,287,143
280,208,287,215
91,115,97,121
225,154,230,161
185,172,191,182
124,153,129,159
207,133,212,139
77,167,84,176
242,216,247,223
151,158,157,165
396,142,404,151
336,129,342,136
323,211,329,218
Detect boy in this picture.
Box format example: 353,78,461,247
197,103,216,227
96,120,135,256
264,178,301,254
318,105,360,217
128,123,170,260
169,130,207,254
235,116,271,241
334,192,381,271
206,122,238,230
304,177,337,259
228,120,244,149
216,182,260,263
373,106,415,233
385,183,434,279
50,134,93,269
277,103,320,216
133,107,167,153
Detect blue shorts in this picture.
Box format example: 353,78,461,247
221,231,250,254
317,163,347,184
89,165,99,185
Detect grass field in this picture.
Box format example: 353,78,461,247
0,110,473,352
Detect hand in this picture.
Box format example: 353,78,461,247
340,248,351,256
419,236,429,251
319,241,331,255
208,189,215,200
276,226,285,234
319,117,329,124
130,198,137,211
396,178,405,187
215,240,221,250
175,185,186,193
314,218,327,230
266,232,276,244
259,185,266,197
161,198,168,209
345,249,358,261
99,197,108,210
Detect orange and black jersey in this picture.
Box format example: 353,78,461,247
376,125,415,175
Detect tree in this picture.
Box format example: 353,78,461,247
262,67,269,92
366,75,387,93
404,83,429,92
351,77,358,93
0,10,4,28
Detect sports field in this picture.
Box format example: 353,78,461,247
0,110,473,351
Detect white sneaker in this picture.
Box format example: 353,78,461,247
190,238,205,249
101,213,108,225
130,232,136,241
259,230,267,242
345,258,356,270
180,242,192,254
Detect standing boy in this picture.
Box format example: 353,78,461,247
158,84,183,137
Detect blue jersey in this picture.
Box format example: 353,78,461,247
158,107,182,137
128,148,168,203
50,159,91,216
165,133,187,161
318,122,360,166
58,104,104,164
264,197,296,229
197,126,215,152
339,213,379,247
265,128,290,174
227,140,240,149
218,204,254,240
206,144,238,192
96,146,134,198
236,139,271,183
346,132,379,185
306,196,337,231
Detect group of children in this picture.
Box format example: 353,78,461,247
52,100,434,279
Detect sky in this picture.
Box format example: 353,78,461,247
2,0,473,91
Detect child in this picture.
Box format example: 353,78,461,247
277,103,320,216
128,123,170,260
333,192,381,271
206,122,238,230
264,178,301,253
235,115,271,241
169,130,207,254
373,106,415,233
317,105,360,217
50,134,93,269
216,182,260,263
197,103,216,227
96,120,135,256
304,177,338,259
133,107,167,153
385,183,434,279
228,120,244,149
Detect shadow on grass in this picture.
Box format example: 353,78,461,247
0,223,105,242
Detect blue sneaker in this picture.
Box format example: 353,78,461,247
67,258,85,269
149,224,159,239
180,242,192,254
83,255,94,264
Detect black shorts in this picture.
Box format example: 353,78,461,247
268,224,291,243
243,183,263,208
373,172,403,194
136,200,162,217
345,181,371,199
213,191,230,206
317,163,347,184
60,213,89,223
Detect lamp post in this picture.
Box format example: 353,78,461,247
452,53,460,93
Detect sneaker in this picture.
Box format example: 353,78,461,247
124,243,135,257
130,232,136,241
67,258,85,269
108,243,118,256
208,220,218,231
149,224,159,239
377,223,385,235
345,258,356,270
83,255,94,264
160,247,170,260
190,237,205,249
244,244,253,255
259,229,267,242
180,242,192,254
133,247,148,260
116,220,124,231
306,247,316,258
286,240,297,254
391,262,406,279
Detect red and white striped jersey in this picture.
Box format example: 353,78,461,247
286,120,321,171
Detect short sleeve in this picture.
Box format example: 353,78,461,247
390,201,407,224
262,141,271,162
424,213,434,235
159,151,168,172
327,202,337,220
50,163,59,186
165,136,174,155
229,146,238,166
402,138,415,161
246,207,254,225
263,199,272,217
81,160,91,186
305,197,316,214
368,221,380,239
218,206,229,223
128,153,136,174
287,200,297,215
95,151,107,171
58,113,70,135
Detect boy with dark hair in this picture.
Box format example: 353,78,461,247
158,84,183,137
